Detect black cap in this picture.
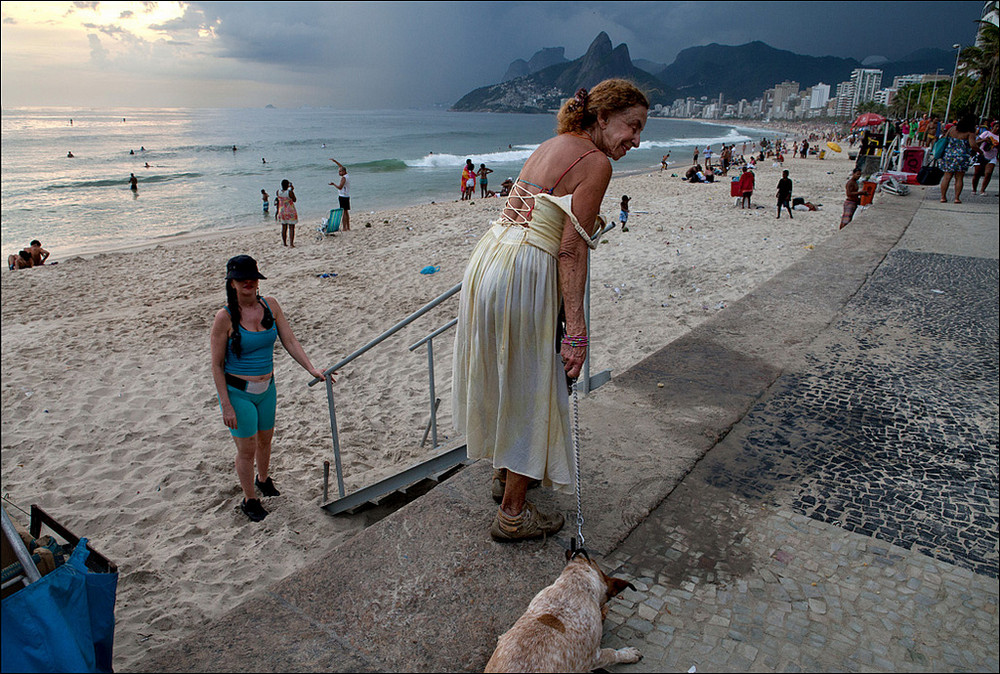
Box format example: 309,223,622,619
226,255,266,280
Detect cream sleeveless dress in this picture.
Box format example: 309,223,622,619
452,192,588,494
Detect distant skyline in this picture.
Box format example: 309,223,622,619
0,1,987,109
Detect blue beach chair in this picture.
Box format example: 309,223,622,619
316,208,344,240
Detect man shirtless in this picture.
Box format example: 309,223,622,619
23,240,49,265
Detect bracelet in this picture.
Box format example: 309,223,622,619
561,335,588,347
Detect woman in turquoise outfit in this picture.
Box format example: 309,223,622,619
453,79,649,542
210,255,330,522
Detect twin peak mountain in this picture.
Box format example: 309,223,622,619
451,32,956,113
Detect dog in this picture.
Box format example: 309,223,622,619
484,549,642,672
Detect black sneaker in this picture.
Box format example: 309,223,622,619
241,498,268,522
255,475,280,497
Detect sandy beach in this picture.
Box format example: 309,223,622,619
1,137,857,670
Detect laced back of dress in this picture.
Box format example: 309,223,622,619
497,179,544,227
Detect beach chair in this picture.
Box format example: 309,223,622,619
316,208,344,241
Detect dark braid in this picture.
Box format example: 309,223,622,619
226,282,275,359
226,282,242,358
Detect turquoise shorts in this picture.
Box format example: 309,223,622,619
222,379,277,438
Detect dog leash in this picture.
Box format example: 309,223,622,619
571,380,586,552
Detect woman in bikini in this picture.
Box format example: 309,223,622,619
452,79,649,542
210,255,330,522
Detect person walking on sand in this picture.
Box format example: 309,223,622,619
453,80,649,542
738,166,755,209
276,179,298,246
329,159,352,231
619,195,631,232
776,170,793,219
478,163,493,198
211,255,333,522
841,168,863,229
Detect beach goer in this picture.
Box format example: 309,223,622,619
67,151,74,158
660,153,671,172
129,173,138,191
776,170,793,219
8,250,33,271
23,240,49,266
276,179,298,246
478,164,493,198
329,159,351,231
841,168,863,229
704,145,713,169
939,114,981,204
462,159,476,200
210,255,331,522
692,147,699,164
620,195,631,232
972,121,998,195
800,139,809,159
499,177,513,197
261,189,270,215
738,167,755,209
453,79,648,542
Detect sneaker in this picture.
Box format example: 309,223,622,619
255,475,280,497
490,502,564,542
241,498,268,522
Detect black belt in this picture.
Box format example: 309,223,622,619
225,373,272,391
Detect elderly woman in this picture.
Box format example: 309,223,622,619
211,255,328,522
453,79,649,542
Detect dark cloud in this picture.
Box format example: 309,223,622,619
177,1,984,108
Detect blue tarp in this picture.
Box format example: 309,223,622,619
1,538,118,673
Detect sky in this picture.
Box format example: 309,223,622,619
0,1,988,109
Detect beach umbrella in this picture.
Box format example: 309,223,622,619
852,112,886,129
826,142,842,153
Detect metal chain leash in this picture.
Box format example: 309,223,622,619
571,380,585,549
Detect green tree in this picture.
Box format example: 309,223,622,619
959,1,999,118
856,100,888,115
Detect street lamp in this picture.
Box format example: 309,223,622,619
929,69,942,116
944,43,961,124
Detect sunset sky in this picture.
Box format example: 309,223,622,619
0,1,986,109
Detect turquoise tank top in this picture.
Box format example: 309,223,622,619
224,299,277,376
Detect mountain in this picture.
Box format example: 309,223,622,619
452,33,672,113
455,38,960,114
503,47,569,81
656,41,859,101
655,42,959,102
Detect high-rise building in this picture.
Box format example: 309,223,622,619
835,80,855,117
810,83,831,109
850,68,883,111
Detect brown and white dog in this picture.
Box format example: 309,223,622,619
485,549,642,673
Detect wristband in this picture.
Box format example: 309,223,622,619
561,335,588,348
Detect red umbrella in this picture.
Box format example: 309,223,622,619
852,112,886,129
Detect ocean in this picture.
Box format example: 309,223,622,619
1,107,775,258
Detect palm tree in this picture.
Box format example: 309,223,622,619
960,1,999,117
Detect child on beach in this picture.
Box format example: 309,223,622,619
620,195,631,232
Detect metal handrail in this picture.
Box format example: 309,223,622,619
308,282,462,386
311,219,616,505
